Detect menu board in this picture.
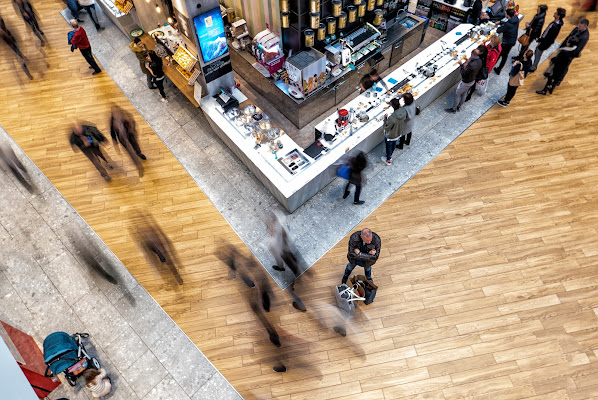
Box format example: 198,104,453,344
193,7,229,64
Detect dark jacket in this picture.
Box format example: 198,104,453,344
469,0,483,24
561,27,590,57
348,153,367,185
129,42,149,74
383,107,407,140
537,20,563,51
347,230,381,268
551,46,577,83
69,125,106,150
527,12,546,41
460,56,482,83
497,15,520,46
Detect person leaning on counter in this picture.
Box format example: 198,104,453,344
359,69,389,93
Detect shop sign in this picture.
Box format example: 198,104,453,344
202,55,233,83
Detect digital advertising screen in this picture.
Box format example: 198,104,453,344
194,8,229,64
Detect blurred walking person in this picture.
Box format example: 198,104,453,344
69,19,101,75
0,16,33,80
134,213,183,285
0,143,35,193
342,152,367,205
69,122,113,181
110,105,145,177
13,0,45,46
78,0,103,31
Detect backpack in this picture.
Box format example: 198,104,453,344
336,164,350,179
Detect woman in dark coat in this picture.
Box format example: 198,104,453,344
343,152,367,205
536,36,579,95
517,5,547,59
146,50,167,102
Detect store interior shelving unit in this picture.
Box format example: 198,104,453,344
415,0,469,31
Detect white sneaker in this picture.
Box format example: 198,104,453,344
160,98,168,103
380,156,391,165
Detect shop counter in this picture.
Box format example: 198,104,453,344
202,23,494,212
230,13,427,129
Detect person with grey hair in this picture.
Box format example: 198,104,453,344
341,228,381,284
69,19,101,74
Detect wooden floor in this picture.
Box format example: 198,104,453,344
2,0,598,399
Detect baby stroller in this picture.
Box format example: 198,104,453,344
43,332,101,386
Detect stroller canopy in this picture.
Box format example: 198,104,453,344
43,332,79,375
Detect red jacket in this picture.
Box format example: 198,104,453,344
71,27,90,50
486,44,501,72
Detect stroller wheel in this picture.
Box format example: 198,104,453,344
92,357,101,369
77,333,90,338
65,374,77,387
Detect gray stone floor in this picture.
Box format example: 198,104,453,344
0,127,240,399
59,8,559,290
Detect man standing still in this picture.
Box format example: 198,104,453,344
129,38,155,89
446,48,482,113
69,20,101,75
341,228,381,285
560,19,590,57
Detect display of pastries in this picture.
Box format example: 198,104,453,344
173,46,197,71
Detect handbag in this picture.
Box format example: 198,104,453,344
508,71,525,87
518,33,530,46
475,78,488,93
334,284,356,318
336,164,350,179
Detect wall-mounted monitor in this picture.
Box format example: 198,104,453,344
193,7,229,64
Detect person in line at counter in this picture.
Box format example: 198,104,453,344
69,20,101,75
146,50,168,103
63,0,82,22
78,0,103,31
536,36,580,95
342,152,367,205
465,44,488,102
530,8,566,73
559,18,590,57
341,228,381,285
445,48,482,113
401,93,418,149
493,8,520,75
468,0,483,25
514,5,547,61
381,98,406,166
497,49,533,107
359,69,389,93
130,38,156,89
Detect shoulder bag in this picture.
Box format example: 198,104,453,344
509,70,525,87
518,33,530,46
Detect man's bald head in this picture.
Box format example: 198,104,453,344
70,19,79,29
360,228,372,244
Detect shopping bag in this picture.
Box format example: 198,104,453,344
336,164,350,179
364,286,377,305
335,284,356,319
475,79,488,93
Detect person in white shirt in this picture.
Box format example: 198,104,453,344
78,0,103,30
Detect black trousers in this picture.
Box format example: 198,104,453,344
82,4,100,28
80,47,101,72
495,44,514,72
153,77,166,98
504,84,518,103
345,182,362,202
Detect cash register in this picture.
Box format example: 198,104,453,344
214,90,239,113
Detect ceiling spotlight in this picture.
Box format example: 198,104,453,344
167,17,173,24
155,4,161,13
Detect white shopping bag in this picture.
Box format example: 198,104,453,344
476,78,488,93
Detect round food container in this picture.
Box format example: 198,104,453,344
310,0,320,13
326,16,336,35
367,0,375,11
373,9,384,25
317,23,326,40
338,11,347,29
304,29,315,47
332,0,342,16
281,12,290,28
280,0,289,12
357,1,366,17
310,12,320,29
347,6,357,22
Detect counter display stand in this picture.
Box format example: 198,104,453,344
416,0,470,32
202,24,494,212
96,0,141,37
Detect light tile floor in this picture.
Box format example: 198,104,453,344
0,126,240,400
